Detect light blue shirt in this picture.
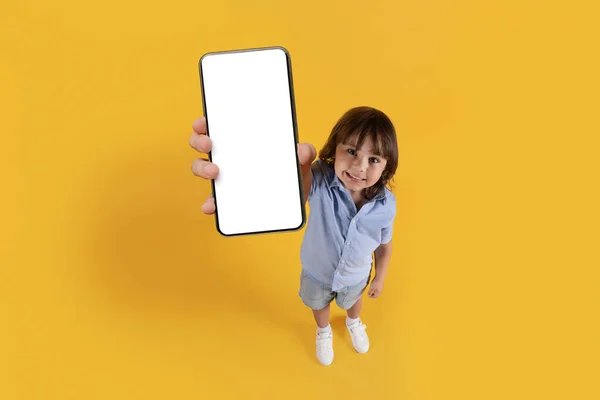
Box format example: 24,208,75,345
300,159,396,291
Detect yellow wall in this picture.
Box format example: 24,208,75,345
2,1,599,399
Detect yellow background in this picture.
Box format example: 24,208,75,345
2,0,599,399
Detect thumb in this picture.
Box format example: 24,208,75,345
298,143,317,167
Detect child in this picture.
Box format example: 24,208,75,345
190,106,398,366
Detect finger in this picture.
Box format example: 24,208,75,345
189,132,212,153
192,116,207,135
191,158,219,179
201,194,215,215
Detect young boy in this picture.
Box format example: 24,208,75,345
190,106,398,366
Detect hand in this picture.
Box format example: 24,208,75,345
368,277,384,298
298,142,317,176
189,116,316,215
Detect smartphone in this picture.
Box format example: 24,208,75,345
198,46,306,236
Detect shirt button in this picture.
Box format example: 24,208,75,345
346,242,350,246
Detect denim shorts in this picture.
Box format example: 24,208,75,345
298,270,371,310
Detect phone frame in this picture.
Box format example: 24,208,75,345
198,46,306,237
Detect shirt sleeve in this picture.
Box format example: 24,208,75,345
381,223,394,244
381,194,397,244
308,159,326,202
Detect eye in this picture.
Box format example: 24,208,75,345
346,148,357,156
369,157,380,163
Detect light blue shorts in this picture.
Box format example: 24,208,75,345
298,270,371,310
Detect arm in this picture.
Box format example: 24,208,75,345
301,163,312,205
368,241,392,298
373,240,393,281
298,143,317,204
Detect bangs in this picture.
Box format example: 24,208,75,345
340,120,393,159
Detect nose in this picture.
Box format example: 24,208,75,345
352,155,369,171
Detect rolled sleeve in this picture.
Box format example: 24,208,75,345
381,195,397,244
381,223,393,244
308,160,327,201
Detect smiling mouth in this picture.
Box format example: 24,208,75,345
345,171,366,182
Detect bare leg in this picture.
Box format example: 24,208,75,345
312,303,331,328
346,296,363,319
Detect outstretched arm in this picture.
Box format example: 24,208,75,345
298,143,317,204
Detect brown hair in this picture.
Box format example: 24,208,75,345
319,106,398,200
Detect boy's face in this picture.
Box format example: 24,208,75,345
334,135,387,195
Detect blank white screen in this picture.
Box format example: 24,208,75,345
200,48,303,236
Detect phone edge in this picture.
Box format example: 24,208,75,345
197,46,307,237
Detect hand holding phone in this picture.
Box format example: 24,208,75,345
190,116,316,224
194,47,316,236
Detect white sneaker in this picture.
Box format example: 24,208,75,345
347,320,369,354
316,330,334,366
